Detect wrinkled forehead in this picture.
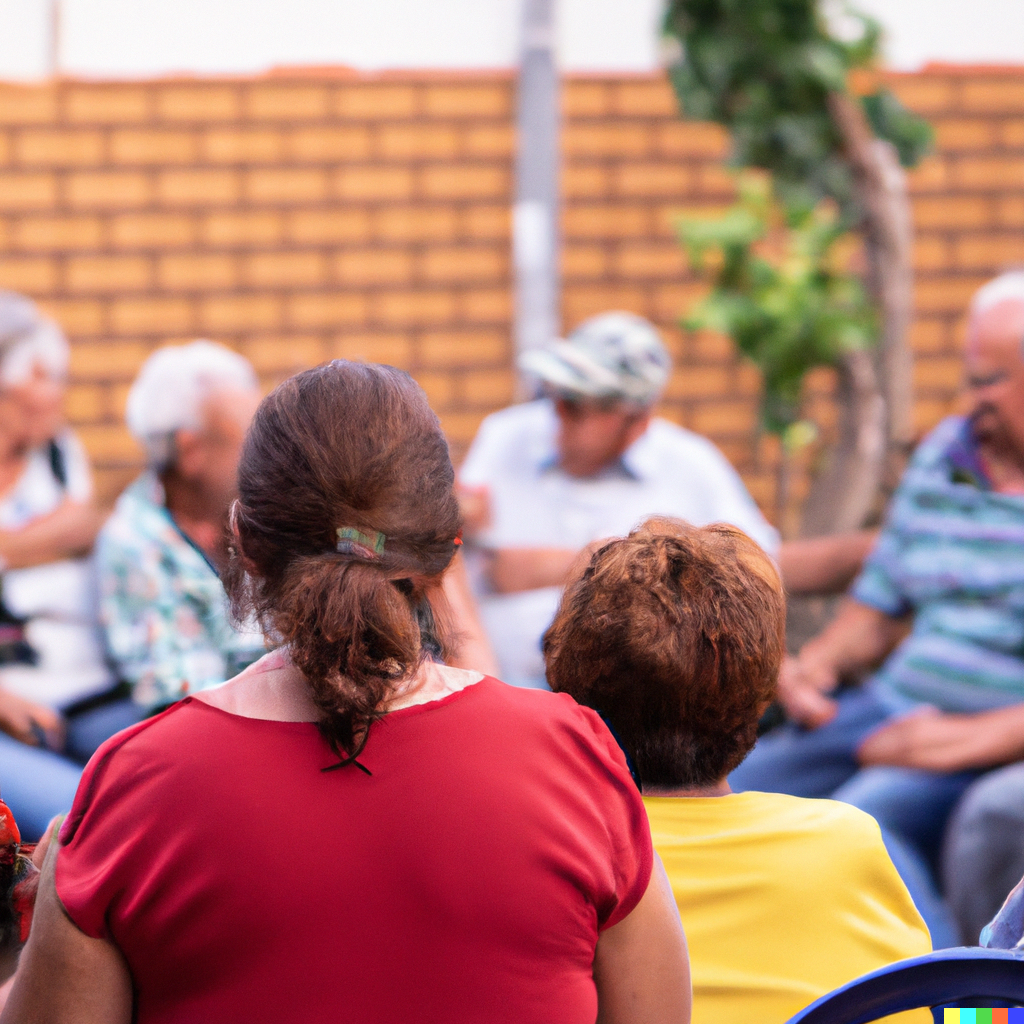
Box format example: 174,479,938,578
199,384,262,436
966,298,1024,366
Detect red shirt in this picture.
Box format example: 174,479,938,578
57,678,652,1024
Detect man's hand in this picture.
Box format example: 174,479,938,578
776,652,839,728
858,705,1024,772
456,485,491,540
0,689,63,751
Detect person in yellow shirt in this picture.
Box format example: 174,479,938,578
544,517,931,1024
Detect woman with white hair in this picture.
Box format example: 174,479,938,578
0,291,111,840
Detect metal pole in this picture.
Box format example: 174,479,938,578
513,0,561,377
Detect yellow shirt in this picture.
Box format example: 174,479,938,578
645,791,932,1024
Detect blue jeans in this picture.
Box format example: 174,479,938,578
64,696,146,763
0,733,81,842
730,685,972,948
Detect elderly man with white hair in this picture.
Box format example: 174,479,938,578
730,270,1024,947
95,340,264,727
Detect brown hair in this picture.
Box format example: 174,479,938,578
226,361,461,767
543,517,785,790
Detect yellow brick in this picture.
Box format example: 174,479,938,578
997,196,1024,227
201,128,283,164
913,195,990,229
913,398,957,436
0,136,8,166
110,297,193,335
563,285,646,325
245,85,329,120
66,255,152,294
0,256,57,293
563,205,650,239
0,86,57,125
563,165,609,199
440,410,486,447
423,84,509,118
15,130,104,167
69,340,153,380
67,171,151,210
334,85,418,119
563,124,651,158
373,206,457,243
420,165,508,200
333,249,413,286
462,124,514,158
458,368,514,406
286,126,372,162
110,130,198,165
907,155,947,194
77,424,145,463
1001,121,1024,148
64,383,107,422
691,329,737,362
334,166,414,201
562,244,607,279
612,80,678,117
961,79,1024,114
200,295,282,333
956,234,1024,269
663,365,732,399
563,81,611,117
698,165,738,197
461,205,510,241
692,401,757,437
459,287,511,323
158,253,238,291
286,208,370,244
287,292,368,328
245,168,327,204
420,246,506,284
65,87,150,124
110,213,196,249
412,371,456,408
914,356,964,392
0,171,57,210
201,211,282,247
909,319,949,354
38,299,105,335
933,119,996,151
614,243,687,278
375,291,456,327
954,156,1024,189
653,282,708,321
912,236,950,271
376,125,459,160
329,333,413,366
420,330,506,367
12,216,103,252
157,169,239,206
244,251,327,288
915,277,987,314
614,163,692,198
156,86,240,122
888,76,955,114
243,336,324,374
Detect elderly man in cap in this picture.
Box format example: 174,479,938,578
730,270,1024,947
459,311,779,688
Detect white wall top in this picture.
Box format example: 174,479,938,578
0,0,1021,82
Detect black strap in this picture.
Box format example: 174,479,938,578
47,438,68,491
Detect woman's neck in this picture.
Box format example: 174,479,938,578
644,778,733,798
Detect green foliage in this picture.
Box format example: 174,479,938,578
678,174,875,433
663,0,933,224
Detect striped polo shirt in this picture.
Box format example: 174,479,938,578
853,416,1024,712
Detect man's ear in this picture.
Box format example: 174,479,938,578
172,428,203,479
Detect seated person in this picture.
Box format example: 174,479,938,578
95,341,266,719
459,311,779,687
544,517,931,1024
0,293,111,839
730,271,1024,949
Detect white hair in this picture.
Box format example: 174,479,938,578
971,271,1024,316
126,340,258,470
0,291,70,387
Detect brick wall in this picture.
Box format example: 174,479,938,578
0,67,1021,520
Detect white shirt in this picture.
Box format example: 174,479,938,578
459,400,780,685
0,432,114,707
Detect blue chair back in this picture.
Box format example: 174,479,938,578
784,948,1024,1024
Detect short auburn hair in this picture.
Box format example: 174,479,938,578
543,518,785,790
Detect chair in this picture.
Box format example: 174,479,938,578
784,947,1024,1024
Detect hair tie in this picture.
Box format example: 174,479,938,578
336,527,386,560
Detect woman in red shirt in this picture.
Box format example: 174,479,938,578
3,361,689,1024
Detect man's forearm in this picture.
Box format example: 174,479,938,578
486,547,583,594
778,530,878,597
801,598,910,679
0,501,105,570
